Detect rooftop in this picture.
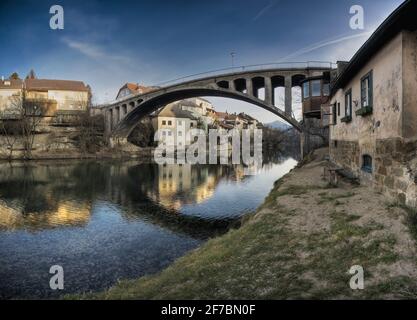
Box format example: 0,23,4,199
157,103,198,120
0,78,89,92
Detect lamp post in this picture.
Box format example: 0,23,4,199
230,52,236,68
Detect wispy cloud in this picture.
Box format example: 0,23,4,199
278,30,374,61
62,38,131,64
253,0,279,21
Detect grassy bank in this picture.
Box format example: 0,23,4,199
76,149,417,300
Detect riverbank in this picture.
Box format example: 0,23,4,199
76,148,417,299
0,145,154,161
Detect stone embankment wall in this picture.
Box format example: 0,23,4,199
0,121,149,160
330,137,417,206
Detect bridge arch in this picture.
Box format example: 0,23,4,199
111,86,302,139
233,78,247,93
292,74,306,87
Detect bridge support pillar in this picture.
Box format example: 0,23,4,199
229,80,236,91
285,76,292,116
246,78,253,96
264,77,273,105
114,106,120,127
105,109,112,135
300,117,329,159
128,102,135,114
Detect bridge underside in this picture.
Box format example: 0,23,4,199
111,87,302,139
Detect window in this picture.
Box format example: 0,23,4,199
178,131,182,136
337,103,340,116
303,82,310,99
168,131,172,136
178,120,182,125
162,120,166,125
168,120,172,126
345,89,352,117
323,82,330,96
190,123,194,128
311,80,321,97
361,71,373,108
332,103,337,125
362,155,373,173
162,131,166,136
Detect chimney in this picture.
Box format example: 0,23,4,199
336,61,349,76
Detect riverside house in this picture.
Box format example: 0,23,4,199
115,82,159,100
0,73,91,119
327,0,417,205
152,102,199,147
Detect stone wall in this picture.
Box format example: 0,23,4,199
329,140,360,173
374,138,417,206
330,137,417,206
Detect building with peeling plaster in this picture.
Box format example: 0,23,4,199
328,0,417,205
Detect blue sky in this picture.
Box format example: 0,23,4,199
0,0,405,123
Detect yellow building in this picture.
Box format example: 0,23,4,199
0,75,91,117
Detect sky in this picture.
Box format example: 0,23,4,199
0,0,405,123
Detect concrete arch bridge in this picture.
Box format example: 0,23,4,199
102,62,333,143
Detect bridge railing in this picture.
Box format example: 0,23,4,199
153,61,336,88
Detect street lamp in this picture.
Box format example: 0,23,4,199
230,52,236,68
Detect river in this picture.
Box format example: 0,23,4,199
0,154,297,299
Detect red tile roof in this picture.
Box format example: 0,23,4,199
118,83,159,96
215,112,228,118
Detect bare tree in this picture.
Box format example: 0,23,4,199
75,111,105,154
0,113,20,160
72,93,105,154
20,98,43,159
0,92,44,160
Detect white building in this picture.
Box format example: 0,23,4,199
152,103,198,147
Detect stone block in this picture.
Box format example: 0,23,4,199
392,168,404,177
377,165,387,176
398,193,407,205
395,180,409,193
374,174,385,185
385,177,395,189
